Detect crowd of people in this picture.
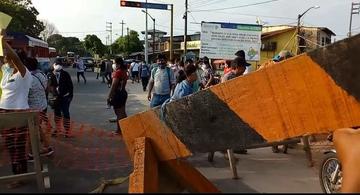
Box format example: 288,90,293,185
0,28,296,188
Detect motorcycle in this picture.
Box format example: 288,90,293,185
319,134,342,193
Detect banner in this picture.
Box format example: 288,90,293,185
181,40,201,50
200,22,262,61
0,12,12,56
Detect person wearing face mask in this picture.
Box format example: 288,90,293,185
170,64,198,101
0,33,32,188
147,54,176,108
48,60,74,138
199,56,215,90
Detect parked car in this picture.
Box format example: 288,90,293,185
80,57,95,71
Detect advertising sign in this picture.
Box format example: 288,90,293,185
200,22,262,61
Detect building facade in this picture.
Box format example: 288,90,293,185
260,25,336,64
140,25,335,68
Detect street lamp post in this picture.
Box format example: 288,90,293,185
297,6,320,54
142,10,156,61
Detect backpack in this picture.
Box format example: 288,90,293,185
140,64,150,77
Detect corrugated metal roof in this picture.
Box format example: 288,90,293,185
261,27,296,39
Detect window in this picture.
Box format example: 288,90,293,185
326,37,331,45
321,37,326,46
261,42,277,51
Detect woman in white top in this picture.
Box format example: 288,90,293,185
0,32,32,188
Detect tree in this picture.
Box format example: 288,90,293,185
83,34,106,57
112,30,144,56
40,20,59,41
0,0,44,37
47,34,88,56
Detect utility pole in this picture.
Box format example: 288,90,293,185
127,27,130,57
183,0,188,61
170,4,174,62
106,22,113,55
120,20,126,37
142,10,156,61
296,6,320,55
349,2,360,37
145,0,149,65
153,19,155,56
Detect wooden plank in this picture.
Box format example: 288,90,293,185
0,110,39,129
120,110,191,161
227,149,239,179
120,34,360,158
128,137,158,193
0,170,48,183
160,159,220,193
209,53,360,142
28,116,45,192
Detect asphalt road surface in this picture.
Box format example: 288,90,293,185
0,67,325,193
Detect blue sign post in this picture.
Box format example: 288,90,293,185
120,0,168,10
120,0,174,61
143,2,168,10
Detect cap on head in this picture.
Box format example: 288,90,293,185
235,50,246,58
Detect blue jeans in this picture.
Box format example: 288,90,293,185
150,94,170,108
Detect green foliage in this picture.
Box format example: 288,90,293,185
112,30,144,56
84,34,106,57
47,34,89,56
0,0,44,37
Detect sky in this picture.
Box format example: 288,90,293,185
32,0,360,44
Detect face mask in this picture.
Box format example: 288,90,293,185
112,64,117,71
54,64,63,71
201,64,207,70
3,63,14,74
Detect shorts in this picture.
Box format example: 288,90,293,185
150,94,170,108
132,71,139,77
111,89,128,109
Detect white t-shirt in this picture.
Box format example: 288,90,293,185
28,70,48,110
76,59,85,72
149,67,176,95
0,65,32,109
131,62,140,72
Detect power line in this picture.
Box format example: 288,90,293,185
200,10,296,21
191,0,280,12
191,0,218,7
59,30,108,34
191,0,230,8
190,0,212,7
155,23,198,32
189,12,198,24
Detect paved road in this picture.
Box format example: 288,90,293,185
0,67,325,193
70,67,150,131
